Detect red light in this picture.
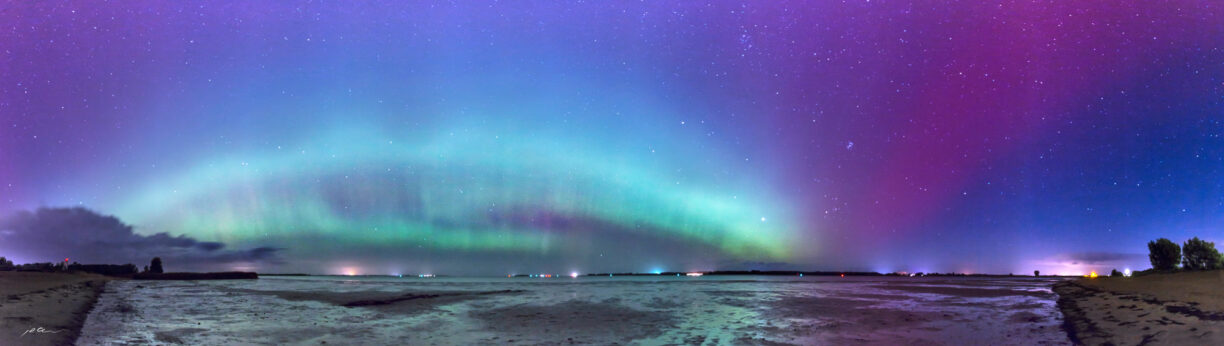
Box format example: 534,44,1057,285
64,258,69,262
840,273,845,278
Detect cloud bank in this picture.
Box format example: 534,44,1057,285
0,207,282,271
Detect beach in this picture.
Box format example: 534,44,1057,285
75,275,1070,345
1054,271,1224,345
0,272,111,345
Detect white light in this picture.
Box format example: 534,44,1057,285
1123,268,1132,277
760,217,767,222
570,272,579,278
686,272,703,277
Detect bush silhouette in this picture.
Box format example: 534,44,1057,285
0,257,13,271
1110,269,1122,277
1148,238,1180,270
150,257,164,274
1033,270,1040,277
1181,237,1222,270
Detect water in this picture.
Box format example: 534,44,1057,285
77,276,1070,345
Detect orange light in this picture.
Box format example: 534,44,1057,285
1088,271,1098,279
840,273,845,278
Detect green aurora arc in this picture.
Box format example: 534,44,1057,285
108,122,804,267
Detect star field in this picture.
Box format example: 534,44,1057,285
2,1,1222,275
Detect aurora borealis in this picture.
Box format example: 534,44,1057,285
2,1,1222,275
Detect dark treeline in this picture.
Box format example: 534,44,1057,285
0,256,256,280
1136,237,1223,276
0,257,138,276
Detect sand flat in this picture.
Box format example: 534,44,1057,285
1078,271,1224,311
0,272,111,345
1055,271,1224,345
78,276,1072,345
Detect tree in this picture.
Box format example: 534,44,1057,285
1148,238,1181,271
1182,237,1223,270
1034,270,1040,277
1110,269,1122,277
149,257,164,274
0,257,13,271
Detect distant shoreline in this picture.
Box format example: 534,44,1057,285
132,272,258,280
263,271,1081,278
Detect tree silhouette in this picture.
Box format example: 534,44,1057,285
1033,270,1040,277
1181,237,1222,270
1110,269,1122,277
150,257,164,274
1147,238,1180,270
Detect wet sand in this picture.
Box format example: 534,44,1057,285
78,276,1072,345
0,272,111,345
1054,271,1224,345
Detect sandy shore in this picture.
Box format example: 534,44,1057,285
0,272,111,345
1054,271,1224,345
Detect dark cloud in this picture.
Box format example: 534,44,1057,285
1062,252,1145,265
196,242,225,252
0,207,283,271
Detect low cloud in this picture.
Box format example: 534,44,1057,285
1062,252,1146,265
0,207,283,270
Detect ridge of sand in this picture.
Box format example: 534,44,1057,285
1054,271,1224,345
0,272,112,345
218,286,526,315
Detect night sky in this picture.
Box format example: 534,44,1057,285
2,1,1222,276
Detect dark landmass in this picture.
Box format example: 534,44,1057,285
343,290,524,307
580,270,884,277
218,286,524,316
133,272,258,280
575,270,1075,277
68,263,139,276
